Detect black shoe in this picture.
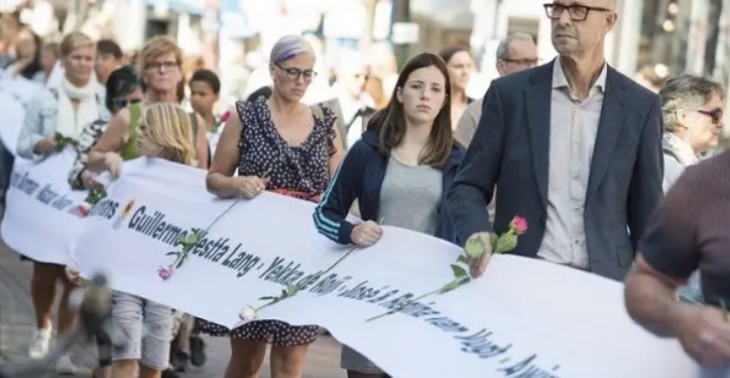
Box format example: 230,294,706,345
189,336,207,367
172,350,189,373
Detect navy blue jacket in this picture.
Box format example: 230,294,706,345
313,130,465,245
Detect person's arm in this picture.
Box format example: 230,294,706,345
625,256,696,337
17,92,51,161
194,113,209,169
328,123,344,178
625,168,701,337
206,110,244,198
87,109,129,173
627,95,664,251
313,143,365,245
446,81,505,245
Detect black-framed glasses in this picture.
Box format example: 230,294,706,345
543,3,612,21
276,64,317,82
698,108,724,125
145,61,179,72
113,97,142,109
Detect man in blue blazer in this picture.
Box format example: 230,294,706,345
447,0,664,281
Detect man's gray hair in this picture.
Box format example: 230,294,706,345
659,74,725,133
496,33,535,61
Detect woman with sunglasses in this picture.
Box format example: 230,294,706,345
68,65,143,191
202,35,343,378
658,74,725,305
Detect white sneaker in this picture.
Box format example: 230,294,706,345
56,353,77,375
28,327,52,359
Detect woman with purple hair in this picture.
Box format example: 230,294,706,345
200,35,343,378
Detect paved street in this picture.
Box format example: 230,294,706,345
0,242,345,378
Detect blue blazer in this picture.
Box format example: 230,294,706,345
447,60,664,281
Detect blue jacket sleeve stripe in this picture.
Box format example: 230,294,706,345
314,160,347,240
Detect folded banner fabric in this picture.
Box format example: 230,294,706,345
69,157,700,378
2,149,87,265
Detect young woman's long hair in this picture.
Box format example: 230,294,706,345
367,53,453,168
137,103,196,166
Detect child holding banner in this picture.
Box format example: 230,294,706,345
201,35,343,378
313,53,464,378
88,102,199,378
86,37,207,378
16,31,108,375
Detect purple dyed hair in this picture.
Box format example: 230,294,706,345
270,35,315,66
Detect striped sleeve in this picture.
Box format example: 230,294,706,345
313,143,365,245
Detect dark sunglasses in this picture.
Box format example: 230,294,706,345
697,108,724,125
114,98,143,109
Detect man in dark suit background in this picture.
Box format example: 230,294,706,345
447,0,664,281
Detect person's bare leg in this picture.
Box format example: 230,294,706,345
57,270,79,337
93,366,112,378
224,338,266,378
30,262,57,330
270,344,310,378
111,360,137,378
138,363,162,378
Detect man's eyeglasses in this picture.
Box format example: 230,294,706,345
697,108,724,125
114,97,142,109
276,65,317,82
145,61,179,72
543,3,612,21
502,58,540,67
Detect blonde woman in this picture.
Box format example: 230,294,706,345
88,36,208,177
97,103,197,378
16,31,107,374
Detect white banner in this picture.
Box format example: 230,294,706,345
0,74,43,154
71,157,701,378
1,149,87,265
0,91,26,155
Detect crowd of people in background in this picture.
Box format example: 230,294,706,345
1,0,729,377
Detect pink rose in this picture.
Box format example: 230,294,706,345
74,202,91,218
157,266,173,281
220,111,231,123
510,216,528,235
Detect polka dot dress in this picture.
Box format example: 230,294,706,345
198,96,336,346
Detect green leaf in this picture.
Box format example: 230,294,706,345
186,232,200,245
258,296,276,301
456,254,469,265
176,234,186,244
489,233,499,249
287,284,299,296
450,264,468,278
441,280,461,293
165,251,179,257
464,237,484,259
281,289,287,297
495,234,518,254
